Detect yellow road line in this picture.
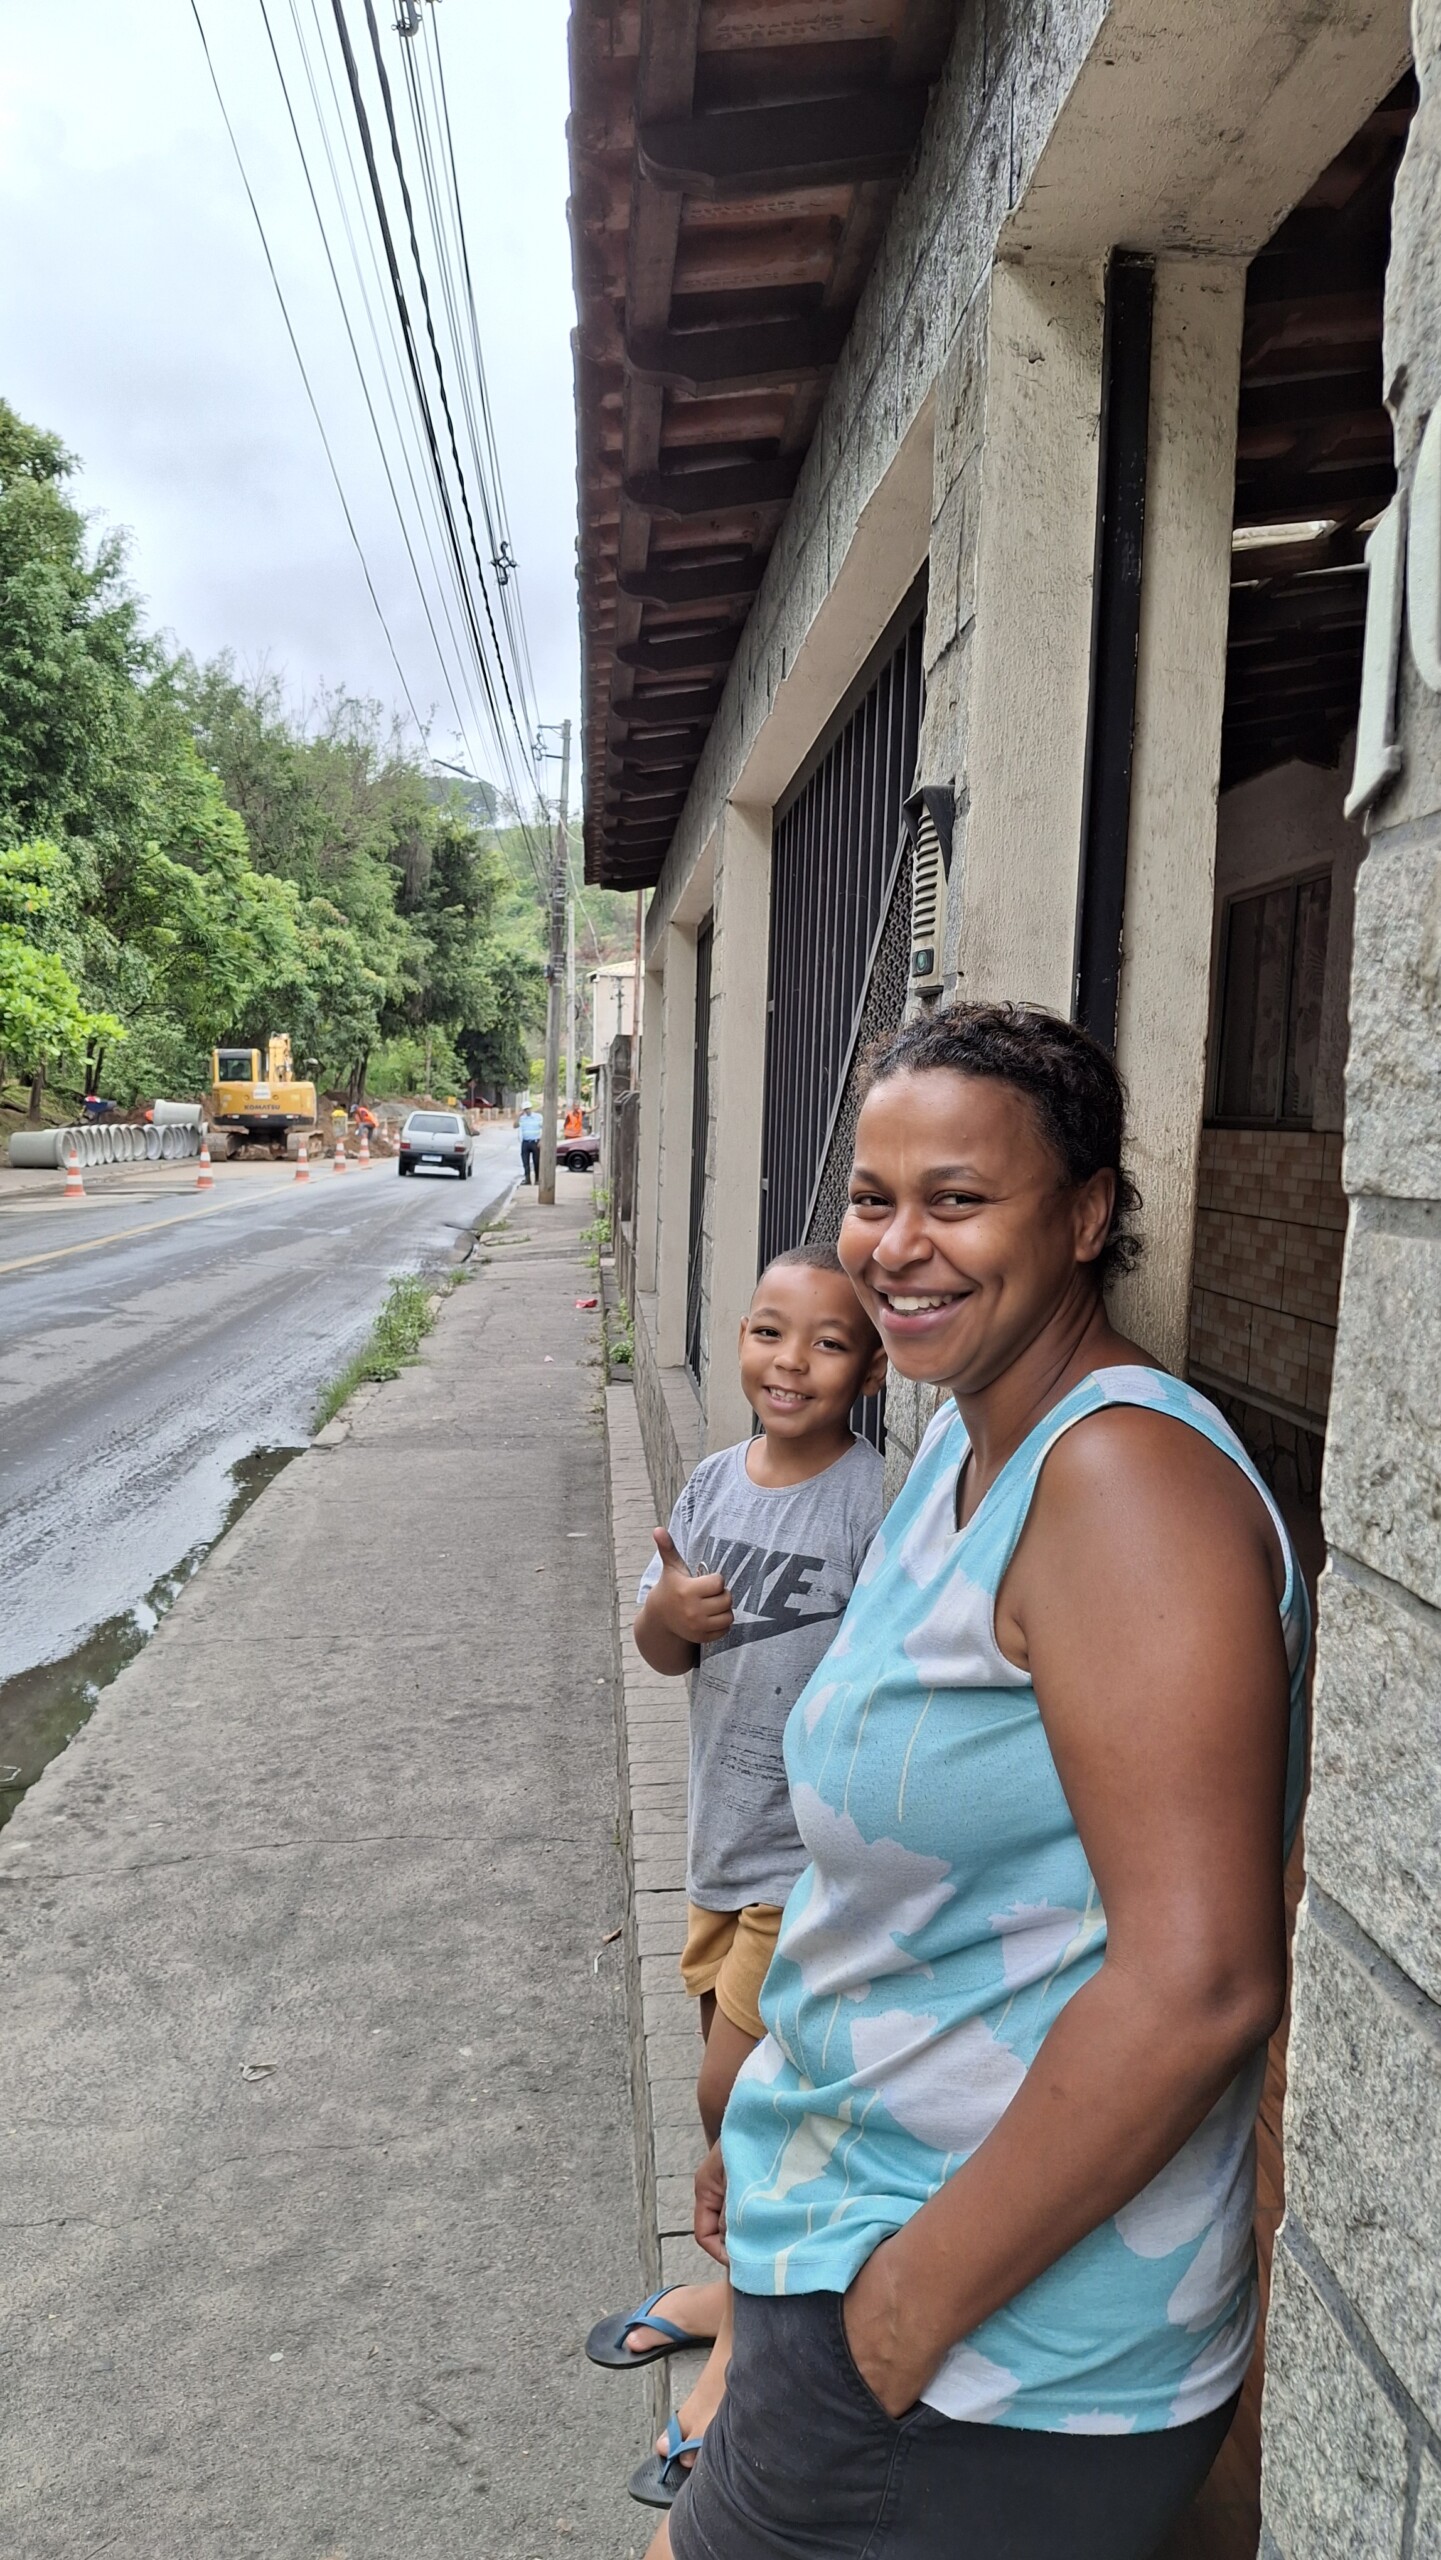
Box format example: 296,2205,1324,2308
0,1183,299,1278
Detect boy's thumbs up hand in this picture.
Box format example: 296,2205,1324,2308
652,1525,735,1646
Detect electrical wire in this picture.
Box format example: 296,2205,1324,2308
287,0,548,886
297,0,547,847
188,0,428,741
255,0,486,780
354,0,533,766
426,10,542,727
192,0,553,888
324,0,548,872
282,0,503,784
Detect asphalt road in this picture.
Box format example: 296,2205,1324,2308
0,1129,520,1693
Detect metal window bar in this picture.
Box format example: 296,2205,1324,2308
757,599,925,1448
759,605,924,1271
684,915,714,1382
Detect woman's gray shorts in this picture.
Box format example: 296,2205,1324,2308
668,2290,1238,2560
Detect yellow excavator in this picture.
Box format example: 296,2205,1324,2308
207,1035,318,1156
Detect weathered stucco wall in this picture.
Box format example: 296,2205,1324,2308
638,0,1408,1454
648,0,1079,1429
1259,8,1441,2548
645,0,1105,957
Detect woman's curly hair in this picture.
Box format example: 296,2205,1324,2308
860,1002,1143,1286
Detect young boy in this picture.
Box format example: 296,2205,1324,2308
585,1244,886,2505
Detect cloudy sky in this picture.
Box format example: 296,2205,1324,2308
0,0,579,804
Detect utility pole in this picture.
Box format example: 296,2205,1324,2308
538,716,571,1207
565,892,577,1111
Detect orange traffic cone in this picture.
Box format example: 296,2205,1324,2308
357,1126,371,1167
196,1136,214,1191
295,1136,310,1183
333,1135,347,1174
62,1147,85,1202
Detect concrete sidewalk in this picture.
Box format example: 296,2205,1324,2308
0,1181,652,2560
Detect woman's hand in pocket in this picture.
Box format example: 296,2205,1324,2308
695,2136,729,2266
842,2236,943,2419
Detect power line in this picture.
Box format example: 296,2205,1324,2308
299,0,540,794
354,0,534,767
425,9,542,727
255,0,487,781
324,0,545,861
282,0,503,781
188,0,429,742
192,0,554,885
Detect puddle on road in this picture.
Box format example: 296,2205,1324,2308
0,1445,299,1836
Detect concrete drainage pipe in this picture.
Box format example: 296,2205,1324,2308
7,1129,70,1168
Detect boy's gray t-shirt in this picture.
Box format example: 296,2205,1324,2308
637,1435,884,1910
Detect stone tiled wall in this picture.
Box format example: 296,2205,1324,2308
1260,15,1441,2547
1190,1129,1347,1426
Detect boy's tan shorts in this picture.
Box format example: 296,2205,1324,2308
680,1901,784,2041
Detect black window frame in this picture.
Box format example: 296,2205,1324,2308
684,914,714,1385
1209,867,1332,1132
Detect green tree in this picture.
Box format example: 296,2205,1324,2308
0,842,122,1084
0,403,155,863
0,398,547,1114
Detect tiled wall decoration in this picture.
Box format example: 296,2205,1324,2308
1189,1128,1345,1427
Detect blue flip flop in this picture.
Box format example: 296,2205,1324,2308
585,2288,714,2370
628,2414,704,2507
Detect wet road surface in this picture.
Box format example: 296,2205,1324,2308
0,1131,518,1713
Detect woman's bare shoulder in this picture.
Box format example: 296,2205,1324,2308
1030,1398,1284,1590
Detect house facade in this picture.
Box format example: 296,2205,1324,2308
569,1,1440,2547
588,959,638,1063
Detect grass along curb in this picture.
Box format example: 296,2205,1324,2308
313,1272,444,1432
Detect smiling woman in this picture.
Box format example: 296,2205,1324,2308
656,1004,1312,2560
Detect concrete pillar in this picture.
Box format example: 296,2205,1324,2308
653,923,697,1367
1260,14,1441,2548
932,254,1243,1375
633,961,665,1294
947,259,1105,1011
1109,257,1246,1371
702,801,772,1451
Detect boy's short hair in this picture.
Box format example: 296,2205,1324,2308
754,1243,880,1350
761,1241,846,1281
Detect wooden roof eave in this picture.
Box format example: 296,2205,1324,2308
568,0,961,888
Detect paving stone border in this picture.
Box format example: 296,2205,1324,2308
605,1376,712,2443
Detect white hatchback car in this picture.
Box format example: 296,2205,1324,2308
398,1110,473,1178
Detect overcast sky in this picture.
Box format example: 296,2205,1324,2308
0,0,579,804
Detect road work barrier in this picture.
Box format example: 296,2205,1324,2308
6,1121,205,1172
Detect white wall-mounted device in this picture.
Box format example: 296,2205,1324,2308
902,786,955,992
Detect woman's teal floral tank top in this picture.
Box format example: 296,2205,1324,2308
721,1366,1311,2435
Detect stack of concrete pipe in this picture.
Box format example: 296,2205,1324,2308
7,1112,206,1170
